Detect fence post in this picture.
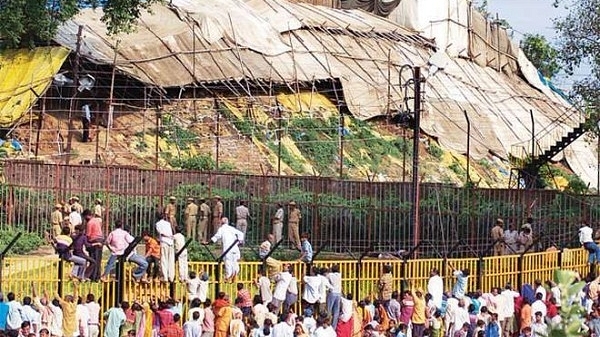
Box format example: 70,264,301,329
115,237,142,306
58,260,64,297
0,233,22,291
477,256,484,291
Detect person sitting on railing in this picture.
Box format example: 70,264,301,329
46,227,87,282
579,221,600,265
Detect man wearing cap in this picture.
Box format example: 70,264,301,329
288,201,301,250
71,197,83,214
93,199,105,218
491,219,505,256
51,203,64,237
212,196,223,234
235,200,250,237
272,203,284,243
198,198,211,242
209,217,244,283
184,197,199,239
165,197,178,230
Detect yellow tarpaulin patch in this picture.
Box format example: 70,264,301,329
0,47,69,127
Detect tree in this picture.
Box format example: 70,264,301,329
520,33,562,79
553,0,600,120
0,0,162,49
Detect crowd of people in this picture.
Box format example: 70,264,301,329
0,197,597,337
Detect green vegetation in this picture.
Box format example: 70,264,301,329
427,143,444,159
549,270,586,337
289,117,339,175
0,227,45,255
169,154,235,173
265,141,305,173
540,164,589,194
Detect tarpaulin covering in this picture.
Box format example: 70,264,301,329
52,0,598,186
0,47,69,127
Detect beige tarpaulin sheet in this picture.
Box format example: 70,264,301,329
52,0,597,181
0,47,69,127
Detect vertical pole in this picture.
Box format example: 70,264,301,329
277,105,282,176
65,25,84,165
35,97,45,158
155,107,160,170
115,257,124,306
530,109,535,159
339,113,345,179
412,67,422,256
216,102,220,171
386,49,391,121
597,125,600,194
106,41,119,150
402,128,407,182
57,260,64,297
463,110,471,184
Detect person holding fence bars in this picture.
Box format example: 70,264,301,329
83,209,104,282
579,220,600,264
47,227,87,281
156,212,176,283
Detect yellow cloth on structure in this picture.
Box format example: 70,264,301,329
0,47,69,127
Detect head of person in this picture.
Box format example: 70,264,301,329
175,226,182,234
82,209,93,220
187,198,193,204
462,268,470,277
39,329,50,337
192,311,200,321
237,283,244,291
173,313,181,323
289,201,296,208
200,198,206,203
114,220,123,229
61,226,71,236
430,268,439,277
71,206,77,213
301,232,309,241
169,196,176,204
189,271,197,280
86,294,95,303
20,321,31,335
294,323,306,336
240,200,246,206
121,301,130,311
127,330,136,337
74,224,84,235
142,230,152,241
383,264,392,274
203,299,212,308
496,219,504,227
221,217,229,226
267,233,275,242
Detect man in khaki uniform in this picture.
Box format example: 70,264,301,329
71,196,83,214
272,202,284,243
164,196,178,229
198,198,211,242
94,199,105,218
51,203,63,237
184,197,199,239
288,201,301,250
491,218,505,256
235,200,250,236
212,195,223,234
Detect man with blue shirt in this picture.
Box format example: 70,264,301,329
0,292,8,331
299,232,313,264
450,265,469,299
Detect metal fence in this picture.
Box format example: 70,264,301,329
2,161,600,255
0,248,590,330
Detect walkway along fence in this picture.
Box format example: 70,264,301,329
0,248,591,322
2,161,600,255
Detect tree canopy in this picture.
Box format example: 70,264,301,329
553,0,600,114
520,34,561,79
0,0,162,49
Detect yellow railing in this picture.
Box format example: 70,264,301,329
0,248,590,328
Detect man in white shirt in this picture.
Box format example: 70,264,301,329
313,317,336,337
259,234,274,260
531,293,547,319
49,298,64,337
6,292,23,332
284,270,298,313
503,224,519,254
579,221,600,264
84,294,100,337
210,217,245,283
317,268,333,317
174,226,189,282
256,268,273,305
427,268,444,309
69,206,82,229
326,265,342,328
75,299,91,337
183,311,202,337
531,312,548,337
303,267,322,308
20,296,41,334
272,264,293,310
533,280,547,301
500,284,519,337
339,294,354,324
272,312,294,337
156,213,175,282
